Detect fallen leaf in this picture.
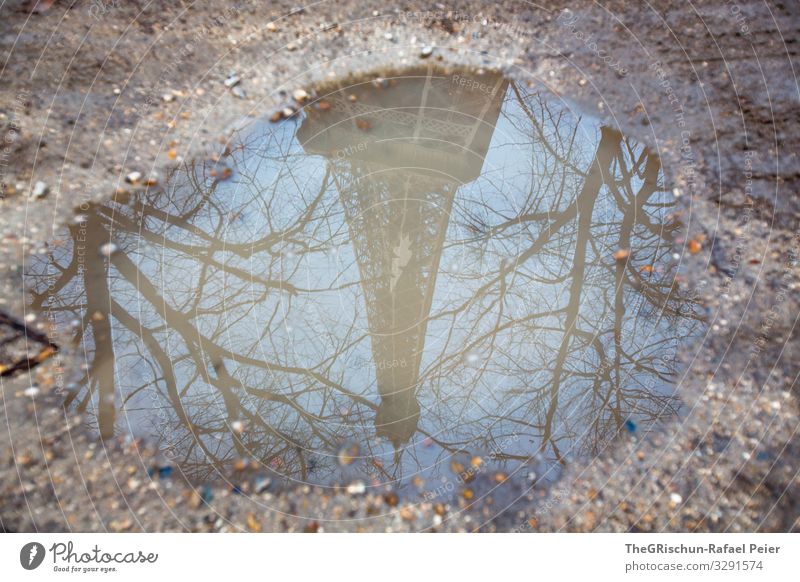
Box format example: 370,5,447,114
246,512,262,532
26,0,55,13
450,460,465,474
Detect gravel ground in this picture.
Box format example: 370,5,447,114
1,0,799,532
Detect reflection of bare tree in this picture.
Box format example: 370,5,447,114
25,69,702,486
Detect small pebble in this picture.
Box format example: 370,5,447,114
420,46,433,58
231,86,247,99
23,386,40,398
223,74,241,88
30,181,49,199
254,476,271,494
292,89,309,102
187,490,203,509
347,481,366,495
399,506,415,521
125,171,142,184
98,242,118,257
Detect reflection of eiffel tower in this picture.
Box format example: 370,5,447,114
298,67,508,446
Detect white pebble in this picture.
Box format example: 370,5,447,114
346,481,366,495
31,181,49,199
125,171,142,184
99,242,119,257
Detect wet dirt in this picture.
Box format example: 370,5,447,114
1,1,798,532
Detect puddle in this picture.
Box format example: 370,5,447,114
26,67,704,502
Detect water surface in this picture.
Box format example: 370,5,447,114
26,67,703,501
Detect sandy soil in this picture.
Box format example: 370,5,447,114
1,0,798,532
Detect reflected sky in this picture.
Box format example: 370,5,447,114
26,67,704,499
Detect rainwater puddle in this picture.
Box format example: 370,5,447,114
26,67,704,504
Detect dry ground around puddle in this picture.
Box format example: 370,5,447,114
1,0,799,532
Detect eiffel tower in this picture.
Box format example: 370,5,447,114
298,67,508,447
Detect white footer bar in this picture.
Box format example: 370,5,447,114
1,533,797,580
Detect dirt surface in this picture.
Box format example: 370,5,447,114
1,0,799,532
